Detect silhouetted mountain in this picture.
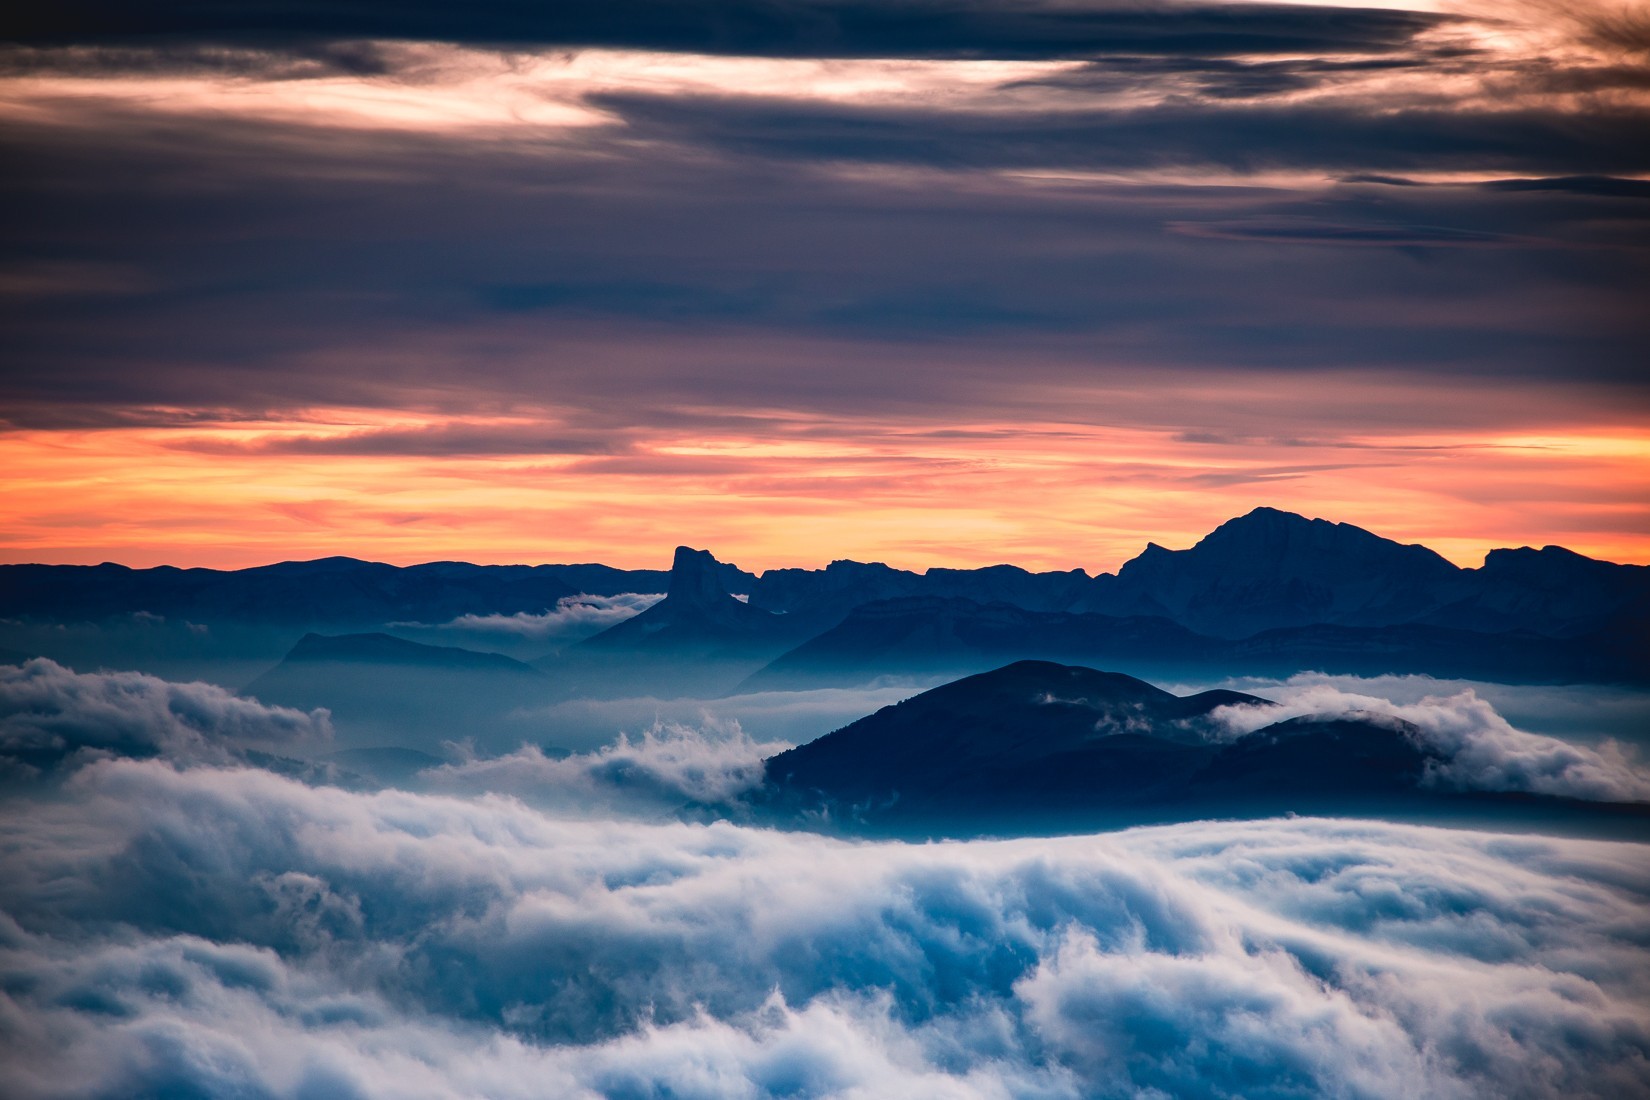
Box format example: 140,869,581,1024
1423,544,1650,637
760,661,1649,836
6,508,1646,692
0,558,684,628
1078,507,1467,636
746,508,1648,654
542,547,820,697
576,547,808,659
749,560,1094,617
765,662,1263,799
0,556,685,686
1227,620,1647,684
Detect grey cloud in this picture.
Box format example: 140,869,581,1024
0,41,399,80
2,27,1646,437
177,423,628,457
0,658,332,776
4,1,1449,61
1168,217,1535,248
1,756,1648,1097
1006,50,1441,101
592,92,1650,177
1483,175,1650,198
3,103,1645,432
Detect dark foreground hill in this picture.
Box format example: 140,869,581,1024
759,661,1650,837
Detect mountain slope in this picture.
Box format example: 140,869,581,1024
1081,507,1467,637
760,661,1648,835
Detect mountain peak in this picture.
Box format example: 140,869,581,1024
1103,508,1462,637
1202,507,1333,547
668,546,733,609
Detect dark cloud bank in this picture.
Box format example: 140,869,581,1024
2,0,1647,434
3,1,1450,59
3,657,1650,1097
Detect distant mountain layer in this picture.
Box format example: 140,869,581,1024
7,509,1646,643
5,508,1647,688
760,661,1650,835
740,595,1647,690
0,558,688,627
745,508,1650,640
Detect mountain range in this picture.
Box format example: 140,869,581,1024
3,508,1646,695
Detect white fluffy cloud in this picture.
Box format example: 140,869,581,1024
511,683,926,753
2,753,1648,1099
0,658,331,777
424,719,787,813
397,592,664,644
1207,683,1650,802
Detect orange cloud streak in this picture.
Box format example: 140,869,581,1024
3,411,1646,572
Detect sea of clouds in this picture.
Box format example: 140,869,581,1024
3,658,1650,1098
1198,678,1650,803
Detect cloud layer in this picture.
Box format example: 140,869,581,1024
2,751,1648,1099
424,719,787,812
0,657,331,777
3,658,1650,1096
391,592,664,652
1206,681,1650,802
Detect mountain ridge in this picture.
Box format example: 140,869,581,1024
758,660,1650,837
5,508,1646,688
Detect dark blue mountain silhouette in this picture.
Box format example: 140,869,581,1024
0,558,687,628
4,508,1646,687
759,661,1650,836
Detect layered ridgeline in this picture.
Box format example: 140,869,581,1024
738,509,1650,689
2,509,1646,693
0,557,689,683
759,661,1650,837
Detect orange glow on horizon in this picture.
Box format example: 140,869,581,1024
3,409,1646,574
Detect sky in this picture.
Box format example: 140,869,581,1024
2,0,1648,571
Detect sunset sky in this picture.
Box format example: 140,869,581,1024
3,0,1647,572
